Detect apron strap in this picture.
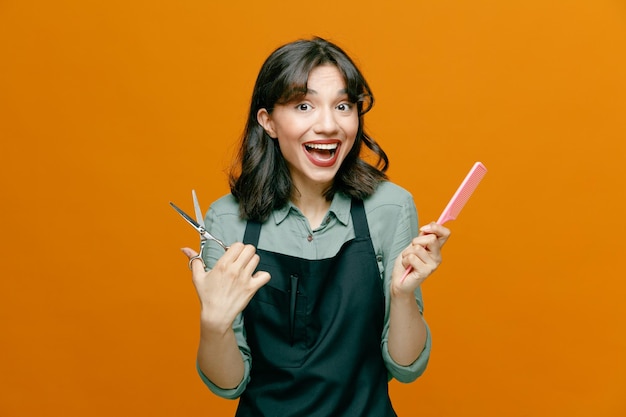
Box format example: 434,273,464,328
350,199,370,240
243,220,262,246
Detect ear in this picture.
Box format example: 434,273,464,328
257,108,277,139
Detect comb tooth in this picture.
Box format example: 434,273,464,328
436,162,487,224
402,162,487,283
453,168,486,209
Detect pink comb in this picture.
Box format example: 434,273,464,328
400,162,487,283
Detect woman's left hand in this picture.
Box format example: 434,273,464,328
391,222,451,295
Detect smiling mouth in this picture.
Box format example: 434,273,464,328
304,142,338,159
303,141,341,167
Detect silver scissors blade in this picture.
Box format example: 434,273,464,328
192,189,205,227
170,200,229,251
170,202,203,233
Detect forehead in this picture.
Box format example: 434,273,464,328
306,65,347,91
274,62,358,106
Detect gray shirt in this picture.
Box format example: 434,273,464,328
199,181,432,399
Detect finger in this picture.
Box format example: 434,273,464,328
405,244,438,268
419,222,444,236
250,271,271,290
241,252,262,278
404,250,426,270
213,242,244,271
419,223,451,245
411,234,440,252
223,244,258,277
400,244,423,269
403,252,437,281
212,243,257,280
235,244,259,265
215,242,246,266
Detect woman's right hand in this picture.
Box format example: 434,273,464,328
181,243,271,333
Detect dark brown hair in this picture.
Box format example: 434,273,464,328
229,37,389,221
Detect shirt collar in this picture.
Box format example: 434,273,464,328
273,203,292,225
271,192,352,226
328,192,352,226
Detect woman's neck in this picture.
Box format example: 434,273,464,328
291,189,331,230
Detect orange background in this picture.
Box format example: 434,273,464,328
1,1,625,416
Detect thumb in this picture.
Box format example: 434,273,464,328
180,247,205,274
181,247,198,258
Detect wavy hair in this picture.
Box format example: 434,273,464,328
229,37,389,221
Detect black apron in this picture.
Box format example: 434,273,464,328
236,199,396,417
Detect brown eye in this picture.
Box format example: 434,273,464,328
336,103,353,112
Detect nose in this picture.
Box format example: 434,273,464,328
313,107,339,135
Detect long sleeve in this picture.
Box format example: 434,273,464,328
197,200,252,399
367,184,432,382
196,313,251,399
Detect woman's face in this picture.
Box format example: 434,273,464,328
257,64,358,195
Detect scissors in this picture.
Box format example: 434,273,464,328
170,190,229,270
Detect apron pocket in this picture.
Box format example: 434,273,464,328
245,283,308,369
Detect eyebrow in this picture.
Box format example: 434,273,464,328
305,88,349,96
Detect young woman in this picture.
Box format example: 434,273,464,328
181,37,450,416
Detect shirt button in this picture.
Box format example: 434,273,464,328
307,234,313,242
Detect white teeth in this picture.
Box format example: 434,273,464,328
305,143,338,150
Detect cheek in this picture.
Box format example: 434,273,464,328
276,120,306,140
343,116,359,139
345,119,360,154
344,138,357,156
349,123,360,145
